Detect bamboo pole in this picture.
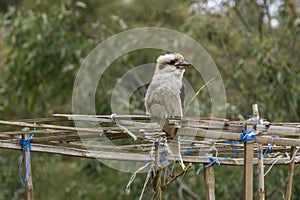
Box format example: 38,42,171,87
244,141,254,200
257,125,300,136
244,124,254,200
258,143,265,200
253,104,265,200
181,127,300,147
18,117,66,123
21,130,34,200
0,120,102,133
0,140,299,165
53,114,151,121
204,155,215,200
1,118,300,146
153,141,162,200
285,146,296,200
0,120,162,135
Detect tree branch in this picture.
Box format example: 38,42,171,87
233,1,253,32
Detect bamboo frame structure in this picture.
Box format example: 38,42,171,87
1,106,300,199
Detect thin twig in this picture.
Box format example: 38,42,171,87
186,77,215,107
165,163,192,187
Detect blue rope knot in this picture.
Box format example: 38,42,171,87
19,134,34,186
204,156,217,168
19,134,34,152
240,127,256,143
196,156,230,175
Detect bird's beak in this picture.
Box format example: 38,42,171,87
174,61,193,69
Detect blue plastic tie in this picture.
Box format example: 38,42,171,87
240,127,256,143
196,166,202,175
232,140,240,145
156,141,160,148
264,144,272,156
224,140,230,145
259,149,263,160
19,133,34,186
181,145,195,156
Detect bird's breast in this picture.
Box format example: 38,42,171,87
145,77,183,119
151,74,183,92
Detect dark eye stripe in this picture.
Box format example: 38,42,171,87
167,60,176,65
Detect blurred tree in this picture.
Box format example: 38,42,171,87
1,0,94,118
0,0,21,12
185,0,300,121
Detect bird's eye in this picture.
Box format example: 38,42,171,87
168,60,176,65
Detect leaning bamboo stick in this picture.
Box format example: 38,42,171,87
285,146,296,200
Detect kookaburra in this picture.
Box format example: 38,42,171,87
145,53,192,136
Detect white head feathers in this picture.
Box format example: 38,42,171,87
156,53,184,64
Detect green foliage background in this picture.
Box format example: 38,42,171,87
0,0,300,199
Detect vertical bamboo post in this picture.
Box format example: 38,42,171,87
244,139,254,200
204,165,215,200
153,141,162,200
285,146,296,200
253,104,265,200
21,129,34,200
243,103,260,200
258,143,265,200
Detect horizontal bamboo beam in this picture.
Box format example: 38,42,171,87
53,114,151,121
0,120,162,135
181,128,300,147
0,129,71,135
0,140,299,165
16,117,66,123
257,125,300,136
1,119,300,146
169,119,245,132
0,120,102,133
